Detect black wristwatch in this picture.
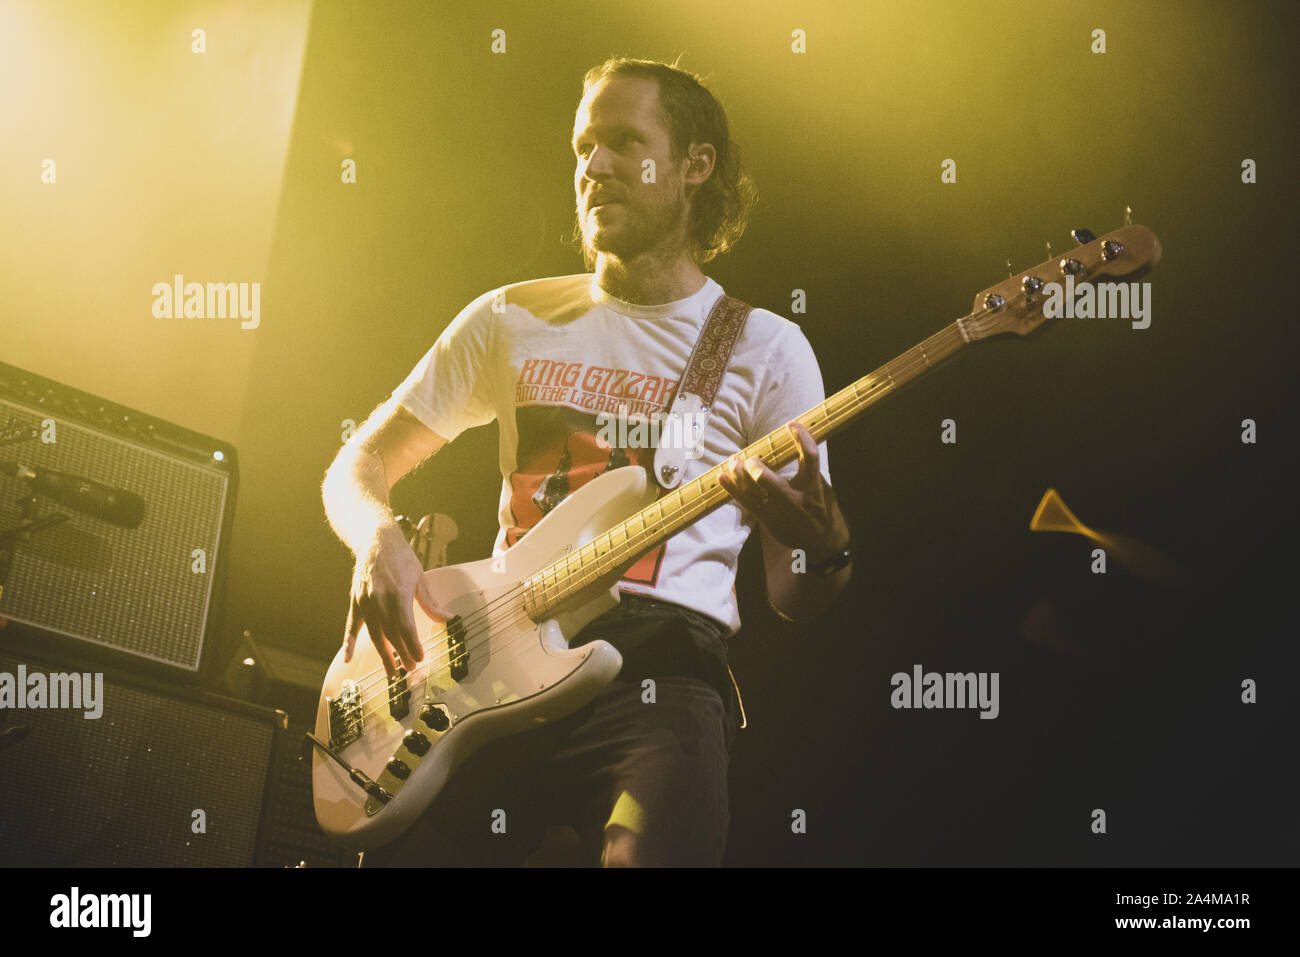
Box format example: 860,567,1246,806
809,538,853,576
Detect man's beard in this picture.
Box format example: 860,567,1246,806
576,194,687,270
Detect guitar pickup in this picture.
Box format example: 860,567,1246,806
327,680,363,749
446,615,468,681
387,668,411,720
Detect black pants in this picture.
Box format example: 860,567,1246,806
363,594,739,867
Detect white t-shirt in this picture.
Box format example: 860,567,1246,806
391,273,831,636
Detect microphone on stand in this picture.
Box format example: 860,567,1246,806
0,461,146,529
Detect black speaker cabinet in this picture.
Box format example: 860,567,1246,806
0,361,237,680
0,648,283,866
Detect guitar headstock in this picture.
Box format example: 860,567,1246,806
961,225,1162,340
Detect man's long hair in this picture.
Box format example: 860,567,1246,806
573,56,758,268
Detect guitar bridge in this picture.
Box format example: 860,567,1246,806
327,680,363,748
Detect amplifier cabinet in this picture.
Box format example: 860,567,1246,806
0,361,237,678
0,648,282,867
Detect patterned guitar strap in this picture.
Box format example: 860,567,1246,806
652,293,753,491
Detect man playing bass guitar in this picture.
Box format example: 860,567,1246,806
321,57,853,867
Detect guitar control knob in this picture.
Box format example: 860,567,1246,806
1022,276,1045,296
419,703,450,732
1101,240,1124,261
1059,258,1084,276
1071,228,1097,244
386,758,411,780
984,293,1006,310
402,730,432,756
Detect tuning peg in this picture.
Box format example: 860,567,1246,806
1071,228,1097,244
1124,205,1133,226
1046,241,1053,261
1006,258,1013,279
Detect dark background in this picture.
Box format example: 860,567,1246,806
4,0,1296,865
